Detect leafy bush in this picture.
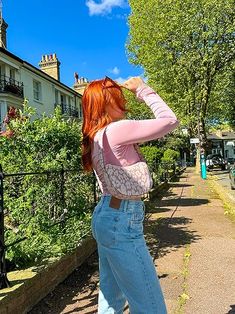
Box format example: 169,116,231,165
140,146,163,170
0,103,94,269
161,148,180,163
139,145,164,185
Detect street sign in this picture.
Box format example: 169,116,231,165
190,138,200,144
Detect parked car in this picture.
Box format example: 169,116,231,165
206,154,228,171
229,164,235,190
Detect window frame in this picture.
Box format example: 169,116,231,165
33,80,42,101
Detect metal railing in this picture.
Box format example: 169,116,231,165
55,103,80,118
0,164,97,289
0,75,24,98
0,160,184,289
149,160,185,186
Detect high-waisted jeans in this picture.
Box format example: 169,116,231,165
91,195,167,314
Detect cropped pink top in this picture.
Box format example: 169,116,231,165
91,83,179,194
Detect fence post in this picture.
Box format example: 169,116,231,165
0,164,10,289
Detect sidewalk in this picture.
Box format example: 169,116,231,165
30,168,235,314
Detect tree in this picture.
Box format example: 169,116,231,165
127,0,235,143
123,89,153,120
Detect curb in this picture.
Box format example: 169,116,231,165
207,174,235,218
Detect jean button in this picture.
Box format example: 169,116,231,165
114,217,119,222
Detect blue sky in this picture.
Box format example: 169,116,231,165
3,0,142,87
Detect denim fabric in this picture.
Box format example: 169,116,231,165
91,195,167,314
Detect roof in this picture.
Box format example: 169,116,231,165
0,47,82,97
208,132,235,140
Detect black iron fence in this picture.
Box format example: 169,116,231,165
0,75,24,98
0,164,97,289
55,103,80,118
0,160,184,289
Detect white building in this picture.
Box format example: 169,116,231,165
207,131,235,161
0,15,85,129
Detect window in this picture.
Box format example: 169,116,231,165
68,96,71,108
78,102,82,118
10,68,15,80
0,64,5,78
33,80,42,101
55,89,59,104
60,94,66,105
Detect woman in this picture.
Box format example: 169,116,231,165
82,76,178,314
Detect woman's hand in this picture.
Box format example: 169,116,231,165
122,77,144,93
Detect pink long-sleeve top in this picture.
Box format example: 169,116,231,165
92,83,179,194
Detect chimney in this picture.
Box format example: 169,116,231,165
73,73,89,95
38,53,61,81
0,17,8,49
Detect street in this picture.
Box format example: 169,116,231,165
207,168,235,203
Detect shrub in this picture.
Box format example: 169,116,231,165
0,103,94,269
140,146,163,171
161,148,180,163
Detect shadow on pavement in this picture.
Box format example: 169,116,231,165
157,197,209,207
168,183,194,188
145,216,201,261
29,252,100,314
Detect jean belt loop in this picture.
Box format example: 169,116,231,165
122,199,128,212
101,195,107,207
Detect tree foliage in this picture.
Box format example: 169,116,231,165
123,89,153,120
127,0,235,139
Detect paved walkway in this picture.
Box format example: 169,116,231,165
30,168,235,314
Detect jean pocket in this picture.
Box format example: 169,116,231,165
95,215,116,247
129,211,144,234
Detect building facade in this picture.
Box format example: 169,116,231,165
0,14,86,129
207,131,235,160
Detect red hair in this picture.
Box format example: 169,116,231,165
81,78,127,172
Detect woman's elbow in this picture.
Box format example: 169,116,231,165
169,117,180,129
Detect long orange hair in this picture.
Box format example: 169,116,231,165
81,78,127,172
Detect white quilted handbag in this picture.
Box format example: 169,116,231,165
97,127,153,199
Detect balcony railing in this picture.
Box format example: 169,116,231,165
0,75,24,98
55,103,80,118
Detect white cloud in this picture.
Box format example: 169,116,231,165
115,76,131,83
86,0,127,16
115,74,147,84
109,66,120,75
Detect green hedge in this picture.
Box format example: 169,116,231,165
161,148,180,163
0,104,94,269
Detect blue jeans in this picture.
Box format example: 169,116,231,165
91,195,167,314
